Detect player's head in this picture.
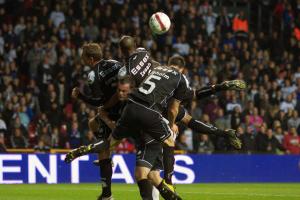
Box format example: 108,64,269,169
81,43,102,66
119,35,136,57
168,55,186,72
117,76,134,101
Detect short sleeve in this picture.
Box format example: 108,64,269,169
172,74,194,102
87,71,96,84
118,66,128,79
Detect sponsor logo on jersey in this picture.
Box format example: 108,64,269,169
152,71,169,79
130,53,150,75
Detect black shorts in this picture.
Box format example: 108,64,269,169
136,141,163,171
93,103,124,139
112,100,172,142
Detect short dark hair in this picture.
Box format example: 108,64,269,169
168,55,186,68
118,75,135,88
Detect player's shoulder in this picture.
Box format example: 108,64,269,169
118,66,128,79
87,70,96,84
129,47,149,60
102,59,123,66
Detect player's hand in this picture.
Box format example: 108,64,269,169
71,87,80,99
98,106,107,117
170,124,179,135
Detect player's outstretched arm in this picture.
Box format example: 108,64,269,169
195,79,246,99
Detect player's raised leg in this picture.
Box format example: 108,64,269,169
181,112,242,149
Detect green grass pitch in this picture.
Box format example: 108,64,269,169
0,183,299,200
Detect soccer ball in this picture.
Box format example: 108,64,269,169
149,12,171,35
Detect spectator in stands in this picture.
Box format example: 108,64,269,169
36,113,52,136
283,127,300,154
51,126,60,148
202,7,217,36
34,140,50,153
69,121,81,148
231,106,242,130
203,97,221,122
217,7,231,33
0,133,7,152
11,117,27,138
190,100,202,120
0,113,7,134
282,79,297,99
17,106,30,128
59,123,70,149
10,128,28,148
214,108,230,130
84,18,99,41
255,123,267,153
249,107,264,132
38,126,51,147
240,126,256,154
265,129,285,154
115,139,135,154
232,10,249,39
50,4,65,27
226,94,242,113
274,123,285,144
287,110,300,130
280,94,296,113
176,133,191,153
198,134,214,154
276,110,289,131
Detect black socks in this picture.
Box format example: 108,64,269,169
163,146,175,185
188,118,224,136
137,179,153,200
99,159,112,197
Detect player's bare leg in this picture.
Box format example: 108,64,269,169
136,167,182,200
162,136,176,188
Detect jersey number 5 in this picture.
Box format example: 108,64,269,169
139,74,161,95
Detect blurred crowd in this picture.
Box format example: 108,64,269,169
0,0,300,154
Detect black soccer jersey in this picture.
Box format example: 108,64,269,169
80,59,123,106
129,66,193,112
119,48,159,87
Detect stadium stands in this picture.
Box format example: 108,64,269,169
0,0,299,154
